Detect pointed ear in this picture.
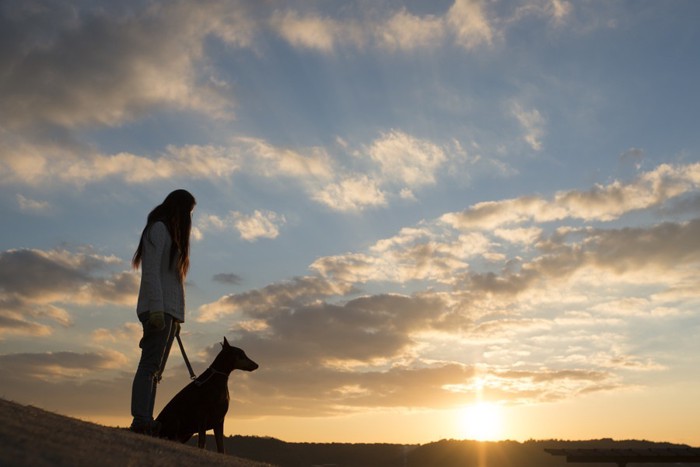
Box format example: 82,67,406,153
223,336,230,347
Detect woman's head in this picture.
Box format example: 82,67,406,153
159,189,197,219
132,189,196,281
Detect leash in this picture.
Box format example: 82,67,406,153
175,325,197,380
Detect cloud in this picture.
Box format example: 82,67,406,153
0,1,264,189
269,10,364,53
619,147,645,169
511,102,546,151
208,161,700,413
493,227,543,245
0,247,138,337
549,0,573,23
237,137,335,182
0,350,128,382
195,258,625,412
238,136,390,212
0,304,53,338
7,200,691,417
0,0,255,131
1,128,465,212
91,323,142,344
235,361,624,416
311,242,473,285
308,165,700,316
0,144,241,186
311,225,491,285
218,311,627,415
0,248,115,299
0,351,140,417
196,275,353,322
446,0,495,49
377,9,445,51
190,173,700,415
310,130,454,211
586,218,700,274
236,293,444,366
0,0,497,139
441,162,700,230
212,272,243,285
198,209,286,241
313,176,388,212
16,194,50,213
365,130,447,186
270,0,494,53
489,368,618,402
233,210,286,241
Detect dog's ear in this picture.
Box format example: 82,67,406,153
223,336,231,348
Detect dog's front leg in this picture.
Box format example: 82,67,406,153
214,420,225,454
197,423,207,449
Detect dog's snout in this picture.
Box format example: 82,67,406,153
246,359,259,372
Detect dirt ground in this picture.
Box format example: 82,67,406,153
0,398,273,467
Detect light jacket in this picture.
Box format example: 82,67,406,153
136,221,185,322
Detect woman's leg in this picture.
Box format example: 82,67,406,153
130,313,178,431
146,319,179,420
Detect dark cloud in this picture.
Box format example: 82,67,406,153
197,275,356,321
0,0,239,130
82,271,140,305
461,269,539,296
0,248,136,300
452,217,700,305
0,350,203,418
0,248,138,336
212,272,243,285
0,249,88,298
0,350,125,376
0,312,50,336
209,289,448,369
588,218,700,273
619,147,645,165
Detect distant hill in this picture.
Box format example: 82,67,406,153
0,398,271,467
193,434,692,467
0,398,692,467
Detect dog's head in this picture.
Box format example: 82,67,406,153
220,337,259,372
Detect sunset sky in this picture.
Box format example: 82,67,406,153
2,0,700,445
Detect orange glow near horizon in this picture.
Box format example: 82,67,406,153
66,382,700,446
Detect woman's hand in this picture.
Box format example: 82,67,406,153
149,311,165,330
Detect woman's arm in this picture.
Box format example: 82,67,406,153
140,221,168,313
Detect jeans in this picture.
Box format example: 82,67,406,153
130,312,179,425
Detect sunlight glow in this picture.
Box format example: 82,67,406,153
458,402,504,441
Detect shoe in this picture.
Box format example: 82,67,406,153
130,419,161,437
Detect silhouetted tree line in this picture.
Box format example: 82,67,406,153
190,435,688,467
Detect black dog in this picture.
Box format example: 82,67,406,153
156,337,258,453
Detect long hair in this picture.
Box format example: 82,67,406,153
132,189,196,282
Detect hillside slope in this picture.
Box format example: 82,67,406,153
0,398,272,467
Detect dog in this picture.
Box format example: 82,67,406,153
156,337,258,453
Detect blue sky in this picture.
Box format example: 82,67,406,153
2,0,700,443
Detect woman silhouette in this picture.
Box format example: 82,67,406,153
130,189,196,435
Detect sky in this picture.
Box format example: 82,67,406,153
1,0,700,445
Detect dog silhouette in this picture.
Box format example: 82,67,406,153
156,337,258,453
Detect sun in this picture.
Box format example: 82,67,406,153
458,402,504,441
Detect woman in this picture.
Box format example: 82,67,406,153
130,189,196,435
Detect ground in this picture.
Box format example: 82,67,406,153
0,398,271,467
